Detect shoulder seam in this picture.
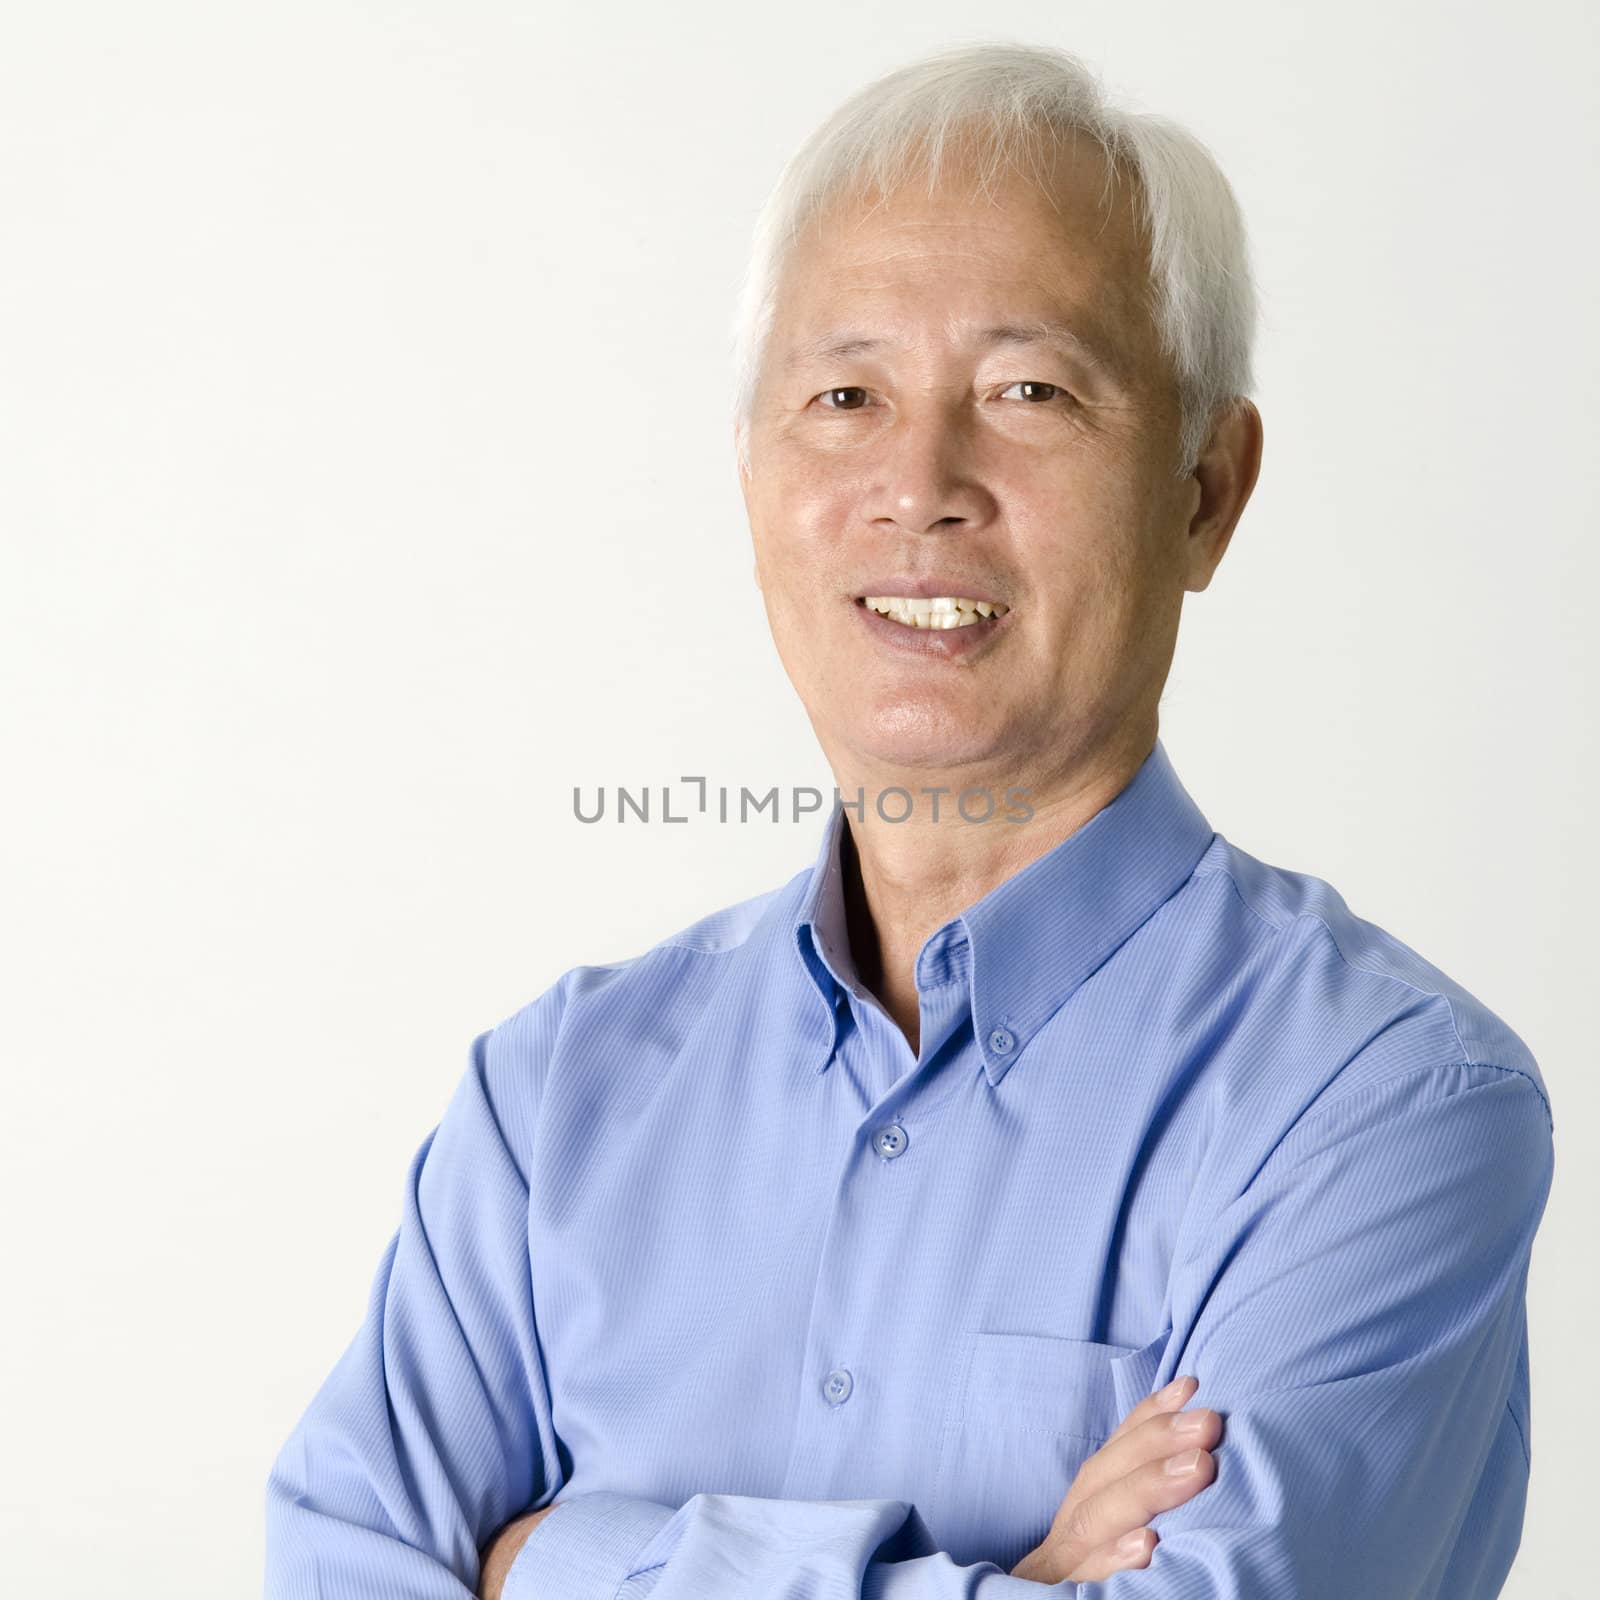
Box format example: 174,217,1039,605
1296,1056,1554,1136
658,934,755,959
1192,862,1476,1068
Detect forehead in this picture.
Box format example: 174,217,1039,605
772,133,1155,362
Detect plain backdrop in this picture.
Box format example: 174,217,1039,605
1,3,1593,1594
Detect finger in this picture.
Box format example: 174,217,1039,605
1067,1446,1216,1562
1069,1525,1158,1584
1105,1375,1196,1446
1072,1403,1222,1505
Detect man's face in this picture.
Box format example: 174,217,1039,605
738,136,1224,789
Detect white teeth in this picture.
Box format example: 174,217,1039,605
862,595,1010,629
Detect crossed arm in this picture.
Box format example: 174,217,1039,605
265,1017,1552,1599
478,1372,1222,1596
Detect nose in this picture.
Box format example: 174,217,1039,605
865,403,997,537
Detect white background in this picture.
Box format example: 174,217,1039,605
1,3,1593,1593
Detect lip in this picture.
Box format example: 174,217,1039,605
851,594,1012,659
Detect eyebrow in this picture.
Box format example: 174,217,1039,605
780,318,1128,381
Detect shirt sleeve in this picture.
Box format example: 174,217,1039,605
507,1490,986,1599
1052,1059,1555,1600
504,1058,1553,1600
264,993,674,1597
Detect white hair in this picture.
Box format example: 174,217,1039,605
729,40,1258,480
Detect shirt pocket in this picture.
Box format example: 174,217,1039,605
1109,1321,1176,1421
927,1325,1173,1572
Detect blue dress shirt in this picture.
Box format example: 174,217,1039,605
264,737,1555,1597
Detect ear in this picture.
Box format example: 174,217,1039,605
1183,399,1263,593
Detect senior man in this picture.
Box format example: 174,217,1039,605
265,41,1554,1600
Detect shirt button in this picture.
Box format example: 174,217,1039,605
822,1367,854,1406
872,1123,908,1159
988,1027,1016,1055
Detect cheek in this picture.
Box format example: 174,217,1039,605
1014,515,1159,663
752,482,855,588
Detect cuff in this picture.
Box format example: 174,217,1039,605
502,1490,677,1600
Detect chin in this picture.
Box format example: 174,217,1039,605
846,716,1013,777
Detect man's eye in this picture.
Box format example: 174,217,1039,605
1000,381,1069,403
816,387,870,410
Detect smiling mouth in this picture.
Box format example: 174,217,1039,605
858,595,1011,629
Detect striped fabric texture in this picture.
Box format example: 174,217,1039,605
264,737,1555,1598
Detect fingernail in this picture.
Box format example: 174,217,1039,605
1173,1409,1208,1436
1161,1375,1192,1400
1165,1448,1202,1475
1117,1530,1147,1558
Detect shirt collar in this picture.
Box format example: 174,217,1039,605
792,736,1215,1087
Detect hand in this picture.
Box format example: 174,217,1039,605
1009,1375,1221,1584
478,1502,560,1600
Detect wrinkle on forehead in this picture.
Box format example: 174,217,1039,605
778,161,1153,372
799,139,1145,293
